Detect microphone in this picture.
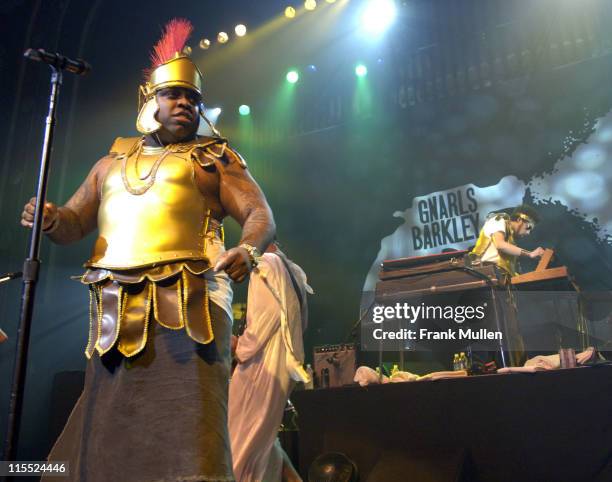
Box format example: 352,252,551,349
24,48,91,75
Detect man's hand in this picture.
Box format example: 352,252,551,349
214,246,252,283
528,247,545,258
20,197,59,231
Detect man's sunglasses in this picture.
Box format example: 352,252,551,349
517,213,535,232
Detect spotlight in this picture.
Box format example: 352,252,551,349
305,0,317,11
182,45,192,55
239,104,251,116
286,70,299,83
199,38,211,50
355,63,368,77
235,24,247,37
361,0,397,35
285,6,296,18
217,32,229,44
205,107,222,124
307,64,317,72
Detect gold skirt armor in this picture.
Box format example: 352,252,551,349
82,260,215,358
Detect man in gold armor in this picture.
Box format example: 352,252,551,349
20,19,273,481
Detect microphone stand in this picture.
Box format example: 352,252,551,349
3,65,62,461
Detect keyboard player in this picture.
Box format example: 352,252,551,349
470,204,545,277
469,205,545,366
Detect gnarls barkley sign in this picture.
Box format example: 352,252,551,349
363,176,526,291
412,187,479,250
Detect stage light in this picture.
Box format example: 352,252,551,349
182,45,192,55
305,0,317,11
361,0,397,35
307,64,317,72
217,32,229,44
355,63,368,77
285,6,296,18
205,107,222,124
286,70,299,83
239,104,251,116
235,24,247,37
199,38,211,50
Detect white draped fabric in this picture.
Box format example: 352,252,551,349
229,252,312,482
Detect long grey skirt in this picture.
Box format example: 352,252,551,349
45,302,234,482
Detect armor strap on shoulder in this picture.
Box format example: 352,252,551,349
109,137,141,157
192,140,248,169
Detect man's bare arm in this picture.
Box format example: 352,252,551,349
219,152,275,250
20,156,112,245
491,232,544,258
214,148,275,282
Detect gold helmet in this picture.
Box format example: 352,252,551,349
137,19,205,135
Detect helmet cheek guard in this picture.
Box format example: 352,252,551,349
136,94,161,135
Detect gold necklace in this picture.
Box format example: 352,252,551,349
136,144,165,180
133,144,147,180
121,140,172,195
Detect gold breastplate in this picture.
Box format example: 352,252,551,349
86,137,214,269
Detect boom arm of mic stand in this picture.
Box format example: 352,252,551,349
0,272,23,343
345,298,376,344
0,271,23,284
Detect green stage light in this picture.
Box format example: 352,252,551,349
355,64,368,77
239,104,251,116
286,70,299,83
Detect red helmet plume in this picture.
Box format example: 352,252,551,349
150,18,193,69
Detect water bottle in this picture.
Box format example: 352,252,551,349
305,364,314,390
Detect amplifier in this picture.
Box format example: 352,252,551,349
313,344,356,388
